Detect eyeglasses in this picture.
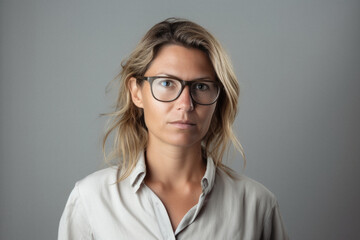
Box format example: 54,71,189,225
137,76,221,105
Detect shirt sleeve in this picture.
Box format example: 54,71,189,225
58,182,93,240
263,201,289,240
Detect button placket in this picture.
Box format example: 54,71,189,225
145,185,176,240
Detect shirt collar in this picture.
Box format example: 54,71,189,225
129,152,147,193
201,156,216,195
129,151,217,195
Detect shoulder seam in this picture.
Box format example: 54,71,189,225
75,182,94,238
262,197,278,240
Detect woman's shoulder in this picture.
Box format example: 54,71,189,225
78,166,118,184
216,167,277,205
212,168,288,239
59,166,124,239
74,166,120,198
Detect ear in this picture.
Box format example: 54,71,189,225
128,77,144,108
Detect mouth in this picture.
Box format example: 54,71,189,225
169,120,196,129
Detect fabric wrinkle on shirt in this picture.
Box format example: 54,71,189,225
58,152,289,240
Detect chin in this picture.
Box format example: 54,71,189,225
166,136,202,148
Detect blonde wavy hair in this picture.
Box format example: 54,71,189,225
102,18,244,181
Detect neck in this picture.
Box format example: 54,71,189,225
144,139,206,188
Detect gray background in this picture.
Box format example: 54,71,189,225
1,0,359,239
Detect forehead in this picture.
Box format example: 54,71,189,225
145,44,216,80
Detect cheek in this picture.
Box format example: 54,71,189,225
143,104,161,126
141,90,170,128
199,105,217,134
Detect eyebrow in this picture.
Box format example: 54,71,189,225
155,73,214,81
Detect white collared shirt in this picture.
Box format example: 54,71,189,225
58,153,288,240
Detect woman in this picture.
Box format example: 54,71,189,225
58,18,288,239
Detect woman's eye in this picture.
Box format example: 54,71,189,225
161,81,171,87
159,79,174,87
194,83,209,91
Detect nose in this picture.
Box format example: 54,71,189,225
176,86,194,111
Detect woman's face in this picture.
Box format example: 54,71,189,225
130,44,217,148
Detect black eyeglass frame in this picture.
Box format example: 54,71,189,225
137,76,222,105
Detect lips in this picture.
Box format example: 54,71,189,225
169,120,196,129
171,120,195,125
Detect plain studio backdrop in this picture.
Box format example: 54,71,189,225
1,0,359,239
